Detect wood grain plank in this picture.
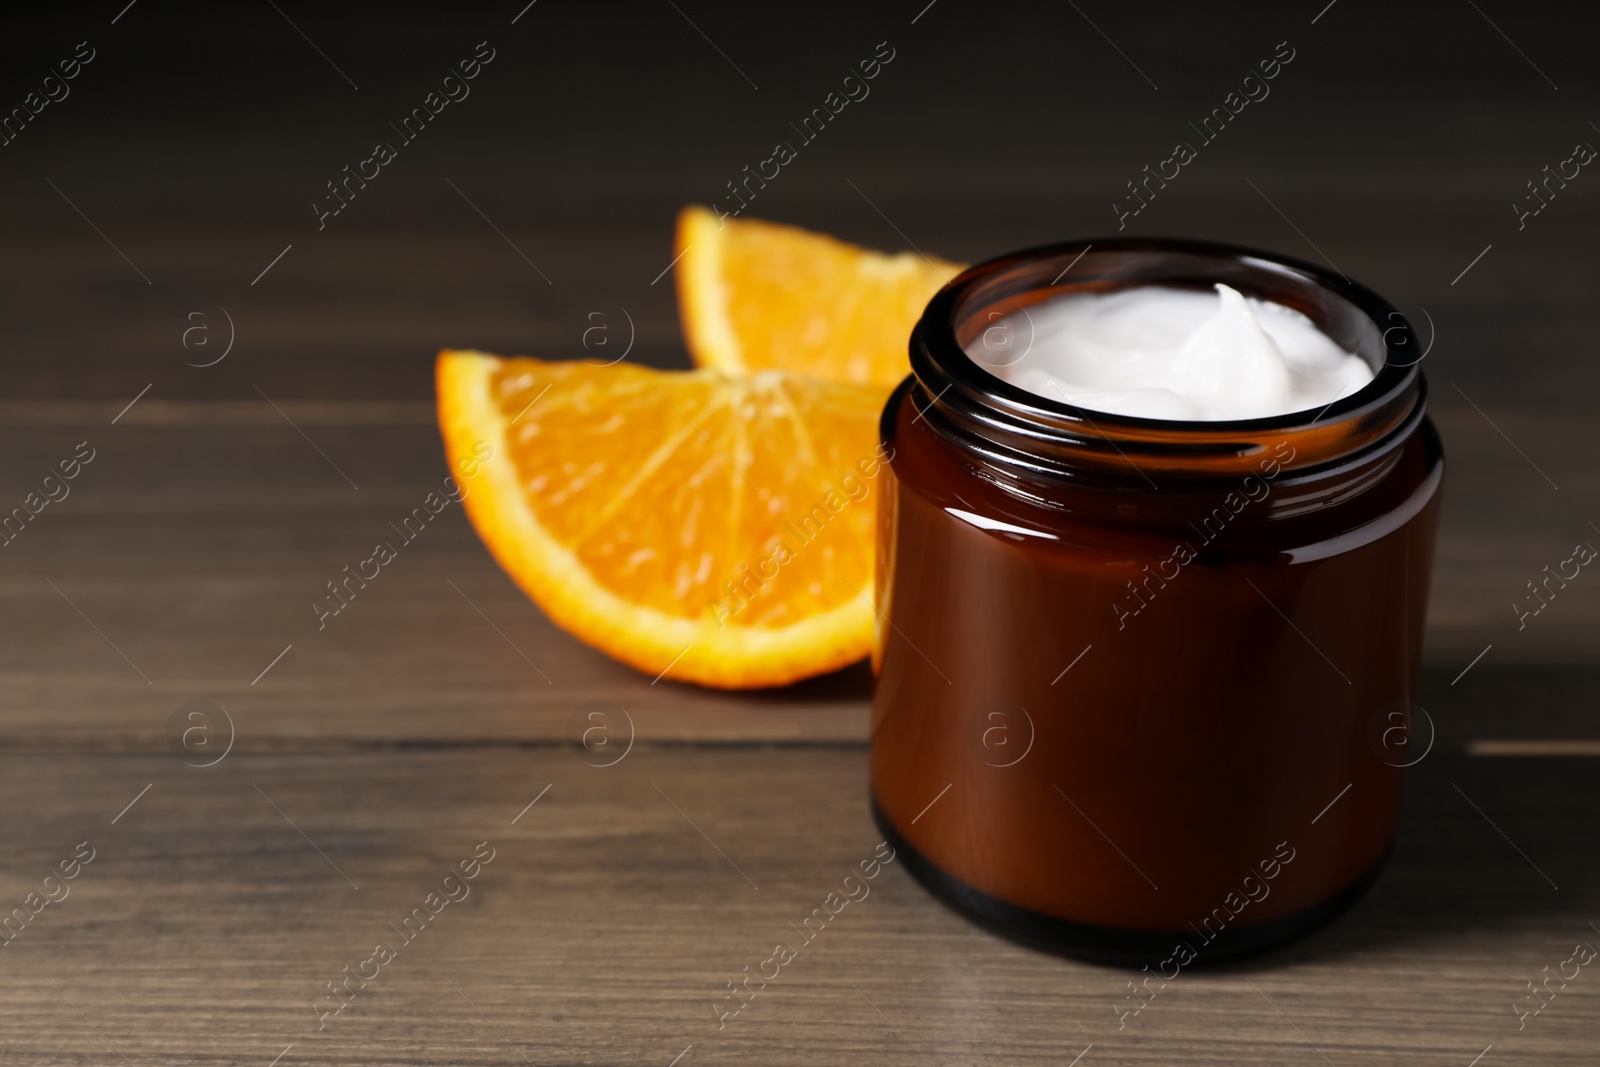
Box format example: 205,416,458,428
0,745,1594,1065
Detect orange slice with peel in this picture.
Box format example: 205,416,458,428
436,350,890,689
675,205,965,388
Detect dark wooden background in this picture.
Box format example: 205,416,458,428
2,1,1598,1063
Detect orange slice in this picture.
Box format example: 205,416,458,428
675,205,965,388
436,350,890,689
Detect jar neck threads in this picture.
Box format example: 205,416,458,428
906,238,1426,488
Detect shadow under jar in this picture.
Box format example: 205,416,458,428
871,238,1443,966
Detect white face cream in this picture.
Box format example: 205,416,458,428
966,284,1375,421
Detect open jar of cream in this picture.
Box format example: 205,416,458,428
871,238,1443,965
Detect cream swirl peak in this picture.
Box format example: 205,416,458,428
968,283,1374,422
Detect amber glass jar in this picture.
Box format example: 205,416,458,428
871,238,1443,965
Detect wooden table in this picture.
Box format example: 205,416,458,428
3,3,1598,1063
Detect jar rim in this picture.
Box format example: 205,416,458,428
907,236,1426,481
